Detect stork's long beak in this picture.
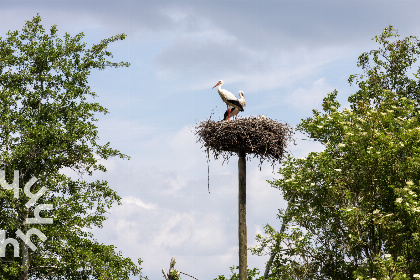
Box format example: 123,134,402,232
212,82,219,89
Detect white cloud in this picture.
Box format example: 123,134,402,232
285,77,334,111
96,201,237,277
121,196,156,210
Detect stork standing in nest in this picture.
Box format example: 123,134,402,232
224,91,246,121
212,80,244,121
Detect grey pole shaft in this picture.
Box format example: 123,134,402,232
238,150,247,280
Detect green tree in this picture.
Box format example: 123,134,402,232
252,26,420,279
0,15,143,279
214,266,263,280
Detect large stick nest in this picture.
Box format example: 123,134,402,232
195,116,294,165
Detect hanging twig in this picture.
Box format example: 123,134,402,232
207,147,210,193
179,271,199,280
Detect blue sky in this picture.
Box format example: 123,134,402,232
2,1,420,279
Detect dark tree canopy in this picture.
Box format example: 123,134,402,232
0,15,144,279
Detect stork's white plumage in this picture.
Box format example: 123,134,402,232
224,91,246,121
212,80,244,121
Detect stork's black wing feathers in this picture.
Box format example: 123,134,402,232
226,99,244,111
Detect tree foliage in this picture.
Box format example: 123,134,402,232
0,14,143,279
252,26,420,279
214,266,263,280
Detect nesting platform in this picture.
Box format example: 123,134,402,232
195,116,294,165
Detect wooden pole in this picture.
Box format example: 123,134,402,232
238,150,247,280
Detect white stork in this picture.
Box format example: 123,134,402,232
212,80,244,121
224,91,246,121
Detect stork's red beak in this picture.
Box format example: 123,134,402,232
212,82,219,89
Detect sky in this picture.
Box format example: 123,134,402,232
1,1,420,279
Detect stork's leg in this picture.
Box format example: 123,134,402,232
226,105,231,122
